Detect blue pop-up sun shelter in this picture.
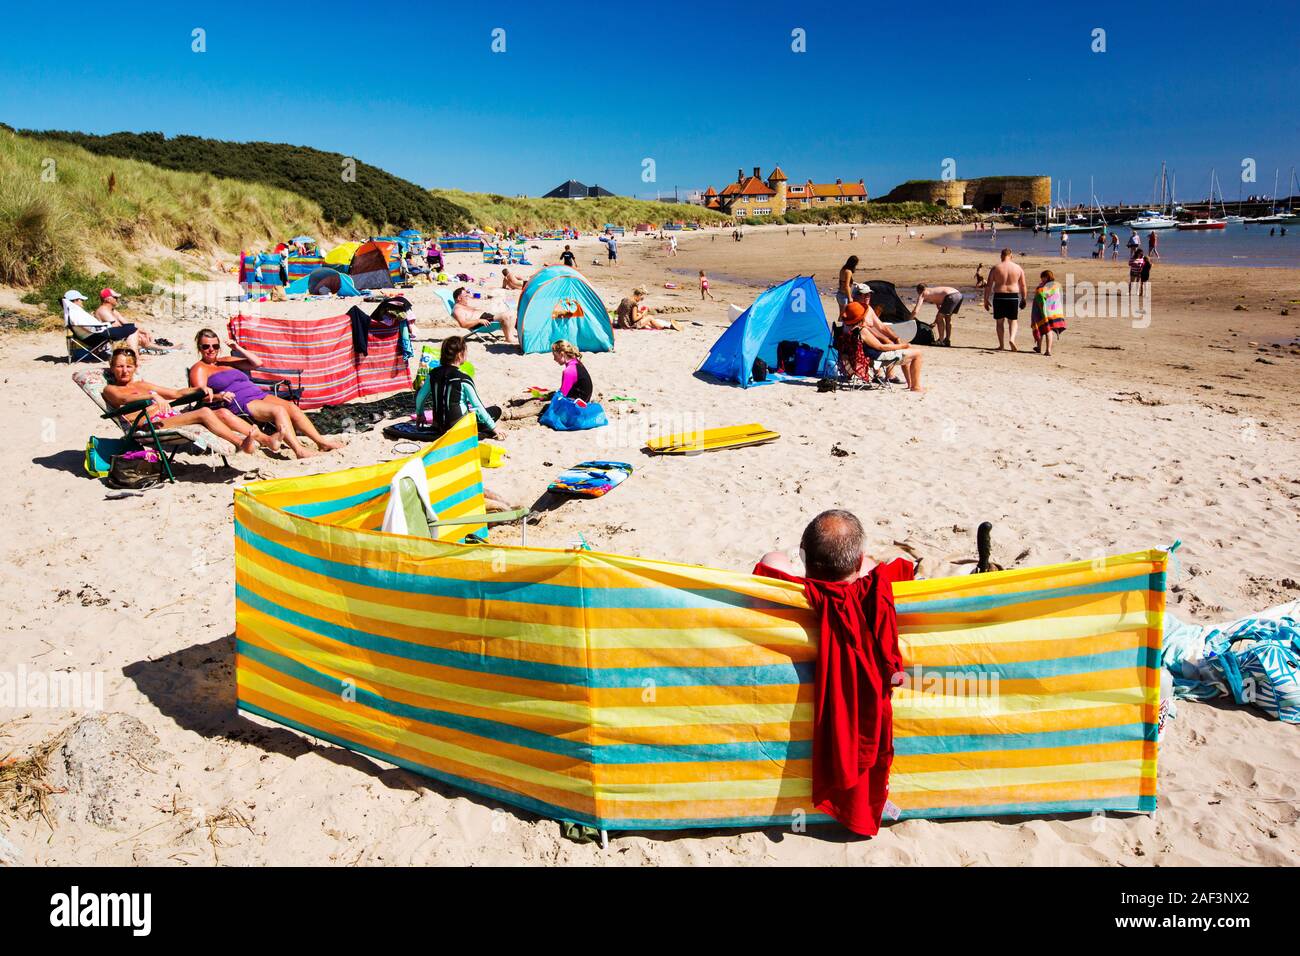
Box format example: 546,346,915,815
698,276,831,386
516,266,615,354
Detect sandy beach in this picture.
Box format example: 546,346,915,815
2,223,1298,866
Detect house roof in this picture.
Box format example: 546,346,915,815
805,180,868,198
768,165,788,181
541,180,616,199
719,176,775,197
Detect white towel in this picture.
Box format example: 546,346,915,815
381,455,436,536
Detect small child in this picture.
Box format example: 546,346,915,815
551,340,593,403
699,269,715,301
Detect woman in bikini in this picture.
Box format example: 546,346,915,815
836,256,859,318
102,347,270,454
187,329,345,459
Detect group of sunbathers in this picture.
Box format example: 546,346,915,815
835,284,926,392
101,329,345,459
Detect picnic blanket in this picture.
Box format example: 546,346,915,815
228,312,410,410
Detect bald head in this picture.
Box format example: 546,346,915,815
800,510,865,582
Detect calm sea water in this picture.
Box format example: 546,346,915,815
941,222,1300,269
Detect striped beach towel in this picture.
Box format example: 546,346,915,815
234,439,1163,831
1031,280,1067,341
228,312,410,410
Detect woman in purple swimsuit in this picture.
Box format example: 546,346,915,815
188,329,344,459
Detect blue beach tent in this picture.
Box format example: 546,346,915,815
516,266,614,354
698,276,831,386
285,267,362,297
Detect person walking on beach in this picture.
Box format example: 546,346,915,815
603,232,618,265
699,270,715,301
1109,232,1120,259
1147,230,1160,259
559,244,576,268
1128,246,1146,298
1030,270,1067,357
669,234,678,256
836,256,860,318
912,284,962,348
983,248,1027,351
1059,232,1069,257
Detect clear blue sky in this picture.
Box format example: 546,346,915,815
2,0,1296,204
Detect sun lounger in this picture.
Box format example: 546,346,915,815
433,288,502,340
73,369,235,481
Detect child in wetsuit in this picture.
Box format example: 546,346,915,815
551,340,593,403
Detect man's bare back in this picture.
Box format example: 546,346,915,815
986,260,1025,295
919,286,959,305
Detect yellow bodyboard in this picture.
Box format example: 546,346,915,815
646,423,780,454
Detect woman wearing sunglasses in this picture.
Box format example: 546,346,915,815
102,347,270,454
187,329,344,459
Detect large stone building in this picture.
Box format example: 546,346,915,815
875,176,1051,211
704,166,868,218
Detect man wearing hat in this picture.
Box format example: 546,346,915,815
839,284,926,392
94,288,169,353
63,289,138,353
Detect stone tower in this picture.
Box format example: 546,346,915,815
768,165,788,215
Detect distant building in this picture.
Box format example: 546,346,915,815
704,166,868,217
542,180,617,199
875,176,1050,211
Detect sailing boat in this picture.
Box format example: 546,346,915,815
1177,169,1227,230
1256,167,1298,224
1060,180,1109,233
1127,162,1178,228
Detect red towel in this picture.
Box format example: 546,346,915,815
755,558,913,835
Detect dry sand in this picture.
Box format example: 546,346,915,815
1,224,1297,865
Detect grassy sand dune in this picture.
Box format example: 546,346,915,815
0,129,334,288
430,189,729,232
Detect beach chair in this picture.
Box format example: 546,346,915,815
66,327,113,364
247,364,305,404
395,475,530,544
833,325,903,390
73,369,234,482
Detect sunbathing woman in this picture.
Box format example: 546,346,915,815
614,287,679,330
187,329,345,459
102,347,269,454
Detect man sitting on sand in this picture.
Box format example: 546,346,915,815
501,268,526,291
912,283,962,348
752,509,915,837
451,287,519,344
982,248,1027,350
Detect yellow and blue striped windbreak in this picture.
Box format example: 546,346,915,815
234,422,1163,831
